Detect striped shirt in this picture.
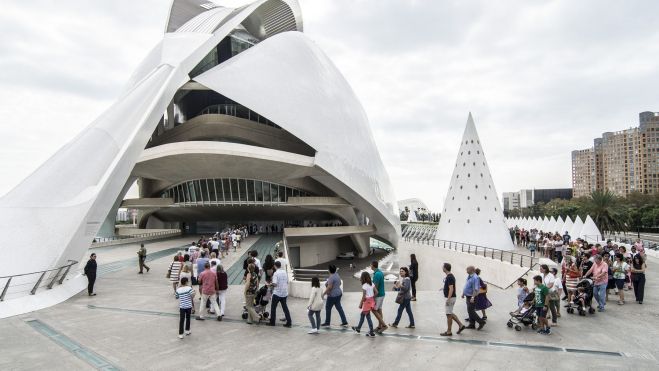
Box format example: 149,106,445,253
176,286,194,309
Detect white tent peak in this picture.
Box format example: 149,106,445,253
436,114,514,251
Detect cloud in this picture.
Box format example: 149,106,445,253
2,0,659,213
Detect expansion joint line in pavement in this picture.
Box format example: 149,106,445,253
25,318,121,371
86,304,624,359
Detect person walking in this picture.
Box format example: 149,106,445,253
321,265,349,328
268,261,291,327
216,265,228,319
390,267,415,329
533,275,551,335
409,254,419,301
176,277,195,339
244,264,259,325
441,263,465,336
474,268,491,321
307,277,324,334
371,261,387,333
168,255,183,295
631,254,647,304
196,262,221,321
585,255,609,312
462,266,485,330
137,244,150,274
83,253,97,296
352,271,377,337
612,253,630,305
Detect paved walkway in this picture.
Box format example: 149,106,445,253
226,234,282,285
1,239,657,370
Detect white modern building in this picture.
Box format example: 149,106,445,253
0,0,399,316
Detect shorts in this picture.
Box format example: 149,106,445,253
536,307,547,318
362,297,375,313
374,296,384,311
614,279,625,290
445,297,456,315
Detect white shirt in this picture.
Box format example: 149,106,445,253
275,257,288,270
209,258,221,271
253,257,262,270
272,269,289,297
362,283,375,298
543,273,556,292
210,240,220,250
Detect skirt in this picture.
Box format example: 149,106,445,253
362,297,375,313
475,294,492,310
566,277,578,291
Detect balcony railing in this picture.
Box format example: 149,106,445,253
1,260,78,302
198,104,280,129
92,230,181,244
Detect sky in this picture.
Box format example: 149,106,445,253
1,0,659,212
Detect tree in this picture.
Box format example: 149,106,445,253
582,190,628,236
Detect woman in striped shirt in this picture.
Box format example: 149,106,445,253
169,255,183,294
176,277,195,339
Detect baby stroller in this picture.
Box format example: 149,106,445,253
507,292,538,331
566,278,596,316
242,284,272,322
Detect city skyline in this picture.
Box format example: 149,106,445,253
2,0,659,211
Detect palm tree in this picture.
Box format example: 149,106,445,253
584,190,628,237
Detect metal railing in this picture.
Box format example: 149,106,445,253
404,236,537,269
583,234,659,250
1,260,78,302
198,104,281,129
92,230,181,244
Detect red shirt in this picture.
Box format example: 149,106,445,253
199,269,217,295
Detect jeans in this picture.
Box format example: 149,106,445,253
179,308,191,334
632,273,646,302
270,294,291,326
356,312,373,332
308,310,321,330
594,283,607,309
411,278,418,298
393,298,415,326
324,295,348,325
216,290,226,316
199,293,220,318
466,296,483,325
87,274,96,295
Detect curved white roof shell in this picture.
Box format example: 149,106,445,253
437,114,513,251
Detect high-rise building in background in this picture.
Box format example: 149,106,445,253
502,188,573,212
572,111,659,197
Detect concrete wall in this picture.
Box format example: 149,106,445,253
398,241,531,290
295,239,340,267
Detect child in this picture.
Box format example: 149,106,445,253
307,277,324,334
528,240,536,257
533,275,551,335
516,278,529,309
352,271,377,337
176,277,195,339
575,287,587,311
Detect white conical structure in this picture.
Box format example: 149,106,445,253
570,216,584,240
548,216,558,233
562,216,574,236
580,215,602,241
437,114,514,250
524,217,530,229
539,216,549,231
555,216,565,234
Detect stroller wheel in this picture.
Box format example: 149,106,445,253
578,310,585,316
515,325,522,331
242,312,248,320
507,321,513,328
588,307,596,314
567,308,573,314
531,323,537,330
263,312,269,319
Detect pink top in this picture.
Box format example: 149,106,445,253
587,262,608,285
199,270,217,295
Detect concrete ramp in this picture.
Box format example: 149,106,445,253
398,241,531,290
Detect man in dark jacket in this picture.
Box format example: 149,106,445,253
83,253,98,296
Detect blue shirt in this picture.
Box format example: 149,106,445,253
196,258,209,276
463,273,480,297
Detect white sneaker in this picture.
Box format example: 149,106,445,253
178,334,184,339
185,331,191,336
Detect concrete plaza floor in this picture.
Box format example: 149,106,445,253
0,238,658,370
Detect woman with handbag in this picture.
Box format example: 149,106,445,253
351,272,377,337
390,267,415,329
168,255,183,295
307,277,324,334
473,268,492,320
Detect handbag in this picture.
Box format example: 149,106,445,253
395,291,404,304
166,263,172,279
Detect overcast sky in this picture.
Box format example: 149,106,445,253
1,0,659,211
